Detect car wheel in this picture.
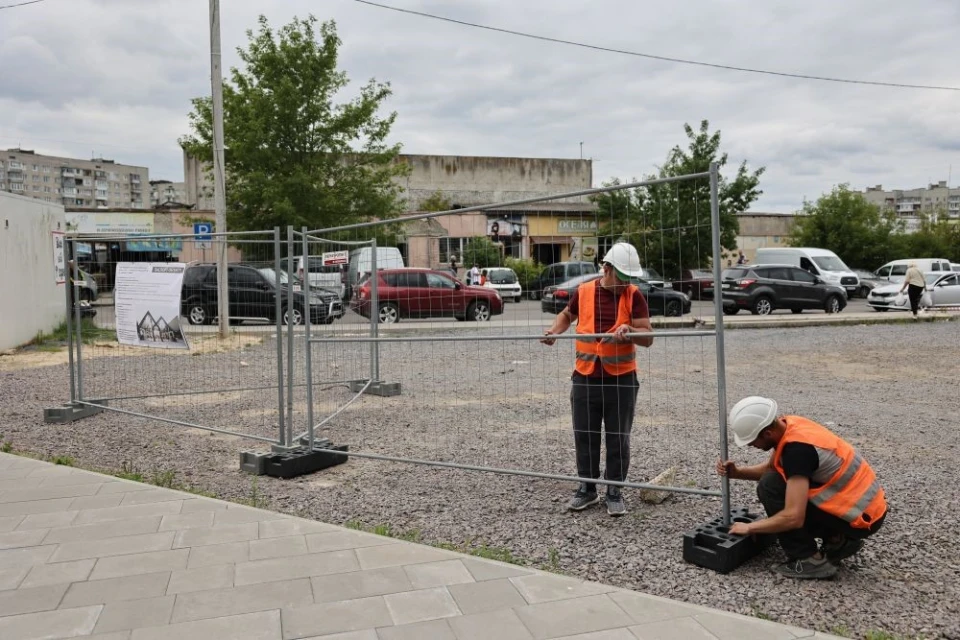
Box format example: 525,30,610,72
468,300,491,322
722,306,739,315
514,296,522,304
378,302,399,324
187,304,211,325
283,307,304,326
825,295,842,314
873,307,888,312
664,299,682,317
791,308,803,314
752,296,773,316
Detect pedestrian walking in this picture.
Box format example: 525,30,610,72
899,262,926,319
468,263,480,286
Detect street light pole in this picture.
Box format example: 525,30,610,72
210,0,229,338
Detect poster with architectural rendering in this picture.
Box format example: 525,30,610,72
114,262,190,350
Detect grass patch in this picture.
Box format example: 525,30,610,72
0,441,12,454
51,455,75,466
149,469,177,488
236,477,270,509
116,461,144,482
31,319,114,348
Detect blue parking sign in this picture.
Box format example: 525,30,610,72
193,222,213,241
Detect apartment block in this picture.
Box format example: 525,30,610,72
862,181,960,231
149,180,188,207
0,147,149,209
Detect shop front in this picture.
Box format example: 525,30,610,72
527,216,599,265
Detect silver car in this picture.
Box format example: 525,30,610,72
866,272,960,311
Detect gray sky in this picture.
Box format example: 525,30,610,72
2,0,958,211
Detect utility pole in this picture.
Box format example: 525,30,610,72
210,0,229,338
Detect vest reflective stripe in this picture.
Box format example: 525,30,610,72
574,281,638,376
773,416,887,530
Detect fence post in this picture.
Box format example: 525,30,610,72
72,239,84,402
302,227,314,451
709,161,732,527
370,238,379,382
274,226,285,447
64,238,77,404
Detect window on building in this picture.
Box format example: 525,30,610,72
439,237,470,263
32,164,39,171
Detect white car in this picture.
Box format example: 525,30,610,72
483,267,523,303
866,272,960,311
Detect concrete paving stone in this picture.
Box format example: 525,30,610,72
39,472,113,487
96,481,157,495
448,578,527,615
20,558,95,588
249,534,308,561
72,501,183,525
130,609,281,640
185,541,249,569
16,510,77,530
304,530,398,554
0,604,103,639
552,630,638,640
213,506,289,526
157,511,215,532
51,531,175,563
514,594,634,640
0,528,49,549
0,582,70,616
89,549,189,580
259,518,336,539
460,558,533,582
378,618,457,640
0,496,75,517
281,596,393,639
606,591,701,626
86,632,133,640
0,482,103,504
0,544,56,567
165,564,234,595
404,560,475,590
0,567,29,591
69,494,125,511
511,574,617,605
118,489,190,507
171,577,313,623
172,522,258,549
446,608,534,640
628,617,718,640
0,514,24,532
44,515,162,544
355,542,458,570
310,566,414,604
0,468,35,480
94,595,175,634
298,631,377,640
383,587,461,626
235,549,360,586
179,499,227,514
692,610,811,640
61,571,172,607
0,477,44,491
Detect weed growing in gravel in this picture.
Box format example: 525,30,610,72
864,631,918,640
31,319,114,348
238,477,269,509
829,625,853,638
344,520,364,530
150,469,177,488
750,605,775,621
469,544,522,565
546,547,560,571
1,441,12,453
116,461,144,482
51,455,75,466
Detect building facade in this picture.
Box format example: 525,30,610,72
862,181,960,231
0,148,149,209
732,212,798,264
149,180,188,208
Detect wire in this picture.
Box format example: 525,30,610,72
0,0,49,9
353,0,960,92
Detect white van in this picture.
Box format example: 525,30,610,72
952,263,960,273
754,247,859,296
292,256,346,300
874,258,954,284
348,247,405,288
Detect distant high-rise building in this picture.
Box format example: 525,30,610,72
0,147,149,209
149,180,189,208
862,181,960,232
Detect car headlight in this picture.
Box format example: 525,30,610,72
681,293,690,301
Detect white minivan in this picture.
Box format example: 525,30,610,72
874,258,954,284
754,247,859,297
348,247,405,289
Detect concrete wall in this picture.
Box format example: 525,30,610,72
0,192,67,350
733,212,797,263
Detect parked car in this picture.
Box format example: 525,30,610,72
540,273,691,317
951,263,960,273
670,269,714,300
873,258,954,284
181,264,343,326
852,269,885,298
433,267,458,280
351,268,504,323
483,267,523,302
866,272,960,311
755,247,859,297
285,256,347,301
527,261,599,300
74,268,98,302
720,264,847,316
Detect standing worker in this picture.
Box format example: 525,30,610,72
718,396,888,579
541,242,653,516
899,261,926,319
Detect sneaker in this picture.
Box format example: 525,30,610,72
605,487,627,517
567,485,600,511
774,554,838,580
824,537,864,563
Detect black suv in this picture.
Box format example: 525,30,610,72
181,264,343,325
720,264,847,315
528,261,599,300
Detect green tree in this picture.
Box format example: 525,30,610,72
179,15,407,236
419,190,452,213
593,121,763,278
789,185,903,268
461,237,503,268
902,210,960,262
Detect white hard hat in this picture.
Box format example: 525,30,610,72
601,242,643,279
728,396,778,447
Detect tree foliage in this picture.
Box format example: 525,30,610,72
461,237,503,268
179,15,407,235
592,121,764,279
419,190,453,213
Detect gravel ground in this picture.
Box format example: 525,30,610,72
2,320,959,639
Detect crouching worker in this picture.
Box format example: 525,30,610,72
717,396,887,579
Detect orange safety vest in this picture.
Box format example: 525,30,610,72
574,280,639,376
772,416,887,530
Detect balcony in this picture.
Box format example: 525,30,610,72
8,173,23,183
62,187,77,197
61,168,79,177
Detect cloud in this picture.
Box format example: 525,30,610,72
0,0,957,208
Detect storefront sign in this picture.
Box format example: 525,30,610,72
557,219,598,233
125,237,183,252
65,212,155,235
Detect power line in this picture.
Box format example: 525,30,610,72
353,0,960,92
0,0,49,10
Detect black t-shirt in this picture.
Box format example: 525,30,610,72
780,442,819,479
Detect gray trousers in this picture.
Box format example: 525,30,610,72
570,371,639,492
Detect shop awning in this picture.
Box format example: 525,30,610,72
529,236,573,243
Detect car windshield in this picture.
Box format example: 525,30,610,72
721,268,749,280
812,256,849,272
258,268,288,285
925,273,942,284
645,268,662,279
558,273,601,289
487,269,517,284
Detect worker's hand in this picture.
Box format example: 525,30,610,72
612,324,632,343
540,329,557,346
716,459,738,480
729,522,752,536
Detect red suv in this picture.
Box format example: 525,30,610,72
351,268,504,323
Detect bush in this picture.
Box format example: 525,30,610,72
460,237,503,268
505,257,541,290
